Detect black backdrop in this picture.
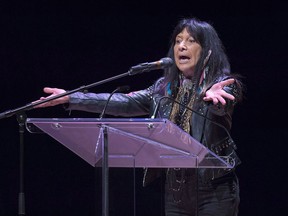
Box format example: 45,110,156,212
0,1,287,216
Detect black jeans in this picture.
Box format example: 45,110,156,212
165,169,240,216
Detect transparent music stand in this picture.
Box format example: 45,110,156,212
26,118,234,216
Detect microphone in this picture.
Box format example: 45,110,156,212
128,57,173,75
99,85,130,119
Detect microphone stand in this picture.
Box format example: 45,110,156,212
0,68,154,216
17,112,26,216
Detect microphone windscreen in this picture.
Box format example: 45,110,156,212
160,57,173,67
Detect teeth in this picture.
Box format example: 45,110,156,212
179,58,189,63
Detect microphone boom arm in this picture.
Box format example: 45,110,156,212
0,57,172,120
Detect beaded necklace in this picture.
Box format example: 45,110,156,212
169,74,197,134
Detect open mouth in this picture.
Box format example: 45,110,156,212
178,55,190,63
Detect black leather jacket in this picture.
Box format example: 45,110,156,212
67,77,241,185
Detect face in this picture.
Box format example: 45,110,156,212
173,28,202,79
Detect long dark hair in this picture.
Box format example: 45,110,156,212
161,17,242,99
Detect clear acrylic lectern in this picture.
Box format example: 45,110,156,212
25,118,234,169
26,117,234,216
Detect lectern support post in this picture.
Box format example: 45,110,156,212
102,126,109,216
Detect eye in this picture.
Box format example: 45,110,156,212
175,38,182,44
188,38,196,43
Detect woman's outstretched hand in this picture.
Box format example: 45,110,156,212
33,87,69,108
203,78,235,105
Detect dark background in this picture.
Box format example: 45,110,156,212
0,1,287,215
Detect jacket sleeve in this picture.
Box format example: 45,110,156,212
65,87,153,117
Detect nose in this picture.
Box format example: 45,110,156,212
179,41,187,50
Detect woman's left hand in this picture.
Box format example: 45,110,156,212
203,78,235,105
